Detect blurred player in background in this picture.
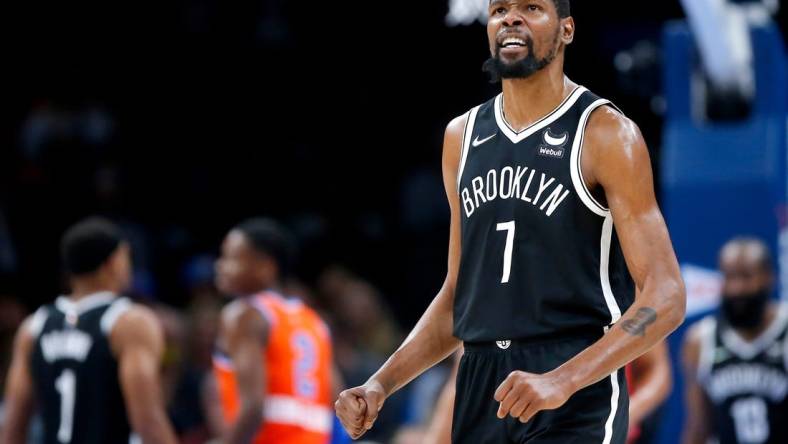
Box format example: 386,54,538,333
682,237,788,444
211,218,335,444
1,217,177,444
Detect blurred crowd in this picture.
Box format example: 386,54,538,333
0,98,457,443
0,251,456,444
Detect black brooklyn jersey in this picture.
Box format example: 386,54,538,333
454,87,635,341
697,305,788,444
29,292,134,444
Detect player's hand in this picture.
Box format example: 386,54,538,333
493,370,574,423
334,380,386,440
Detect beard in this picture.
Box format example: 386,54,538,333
482,33,559,83
721,289,771,330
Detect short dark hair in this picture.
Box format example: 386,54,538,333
61,217,125,276
720,236,773,272
490,0,570,18
234,218,296,278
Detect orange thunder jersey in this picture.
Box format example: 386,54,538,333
213,292,333,444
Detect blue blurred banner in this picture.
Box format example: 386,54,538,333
657,20,787,444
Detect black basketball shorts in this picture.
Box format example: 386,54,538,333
452,331,629,444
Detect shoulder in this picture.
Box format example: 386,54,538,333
444,112,470,153
446,98,496,143
685,315,717,344
444,96,495,153
581,103,653,191
220,298,269,340
26,305,52,339
584,105,646,159
443,112,472,173
108,302,164,354
683,316,717,370
446,112,470,139
12,309,47,353
110,301,159,334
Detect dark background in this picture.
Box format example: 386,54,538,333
3,1,788,442
3,1,690,322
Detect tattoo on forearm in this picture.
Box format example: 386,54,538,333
620,307,657,337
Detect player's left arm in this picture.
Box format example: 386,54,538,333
112,306,178,444
0,316,37,444
495,106,686,422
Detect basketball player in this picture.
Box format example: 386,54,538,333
682,237,788,444
1,217,177,444
335,1,686,442
212,218,334,444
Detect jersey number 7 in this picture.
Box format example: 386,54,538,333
496,221,515,284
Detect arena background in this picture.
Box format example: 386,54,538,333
1,1,786,443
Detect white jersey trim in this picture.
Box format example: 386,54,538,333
602,326,620,444
248,297,278,328
100,297,133,335
456,106,481,193
569,99,612,218
264,394,332,434
600,215,622,324
27,306,49,339
494,86,587,144
55,291,116,316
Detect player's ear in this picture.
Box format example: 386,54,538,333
560,17,574,45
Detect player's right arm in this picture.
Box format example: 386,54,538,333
334,113,467,439
681,322,712,444
111,305,178,444
1,316,37,444
221,304,268,444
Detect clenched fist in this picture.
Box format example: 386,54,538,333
334,380,386,440
494,370,575,423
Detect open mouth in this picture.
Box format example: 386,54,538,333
499,36,527,49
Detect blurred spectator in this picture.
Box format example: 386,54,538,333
153,303,213,443
20,101,114,163
318,266,402,379
181,255,222,307
317,266,412,441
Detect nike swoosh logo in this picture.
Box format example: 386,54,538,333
544,130,568,146
472,133,496,147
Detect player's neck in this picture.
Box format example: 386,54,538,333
69,277,119,301
735,303,779,341
500,68,573,132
